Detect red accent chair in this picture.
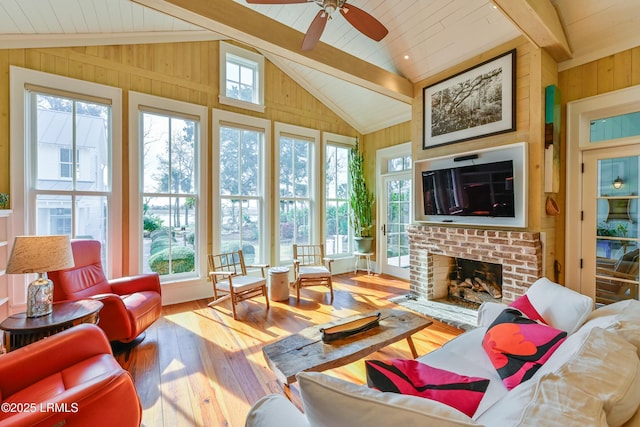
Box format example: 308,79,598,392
0,324,142,427
48,240,162,344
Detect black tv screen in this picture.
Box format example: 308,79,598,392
422,160,515,217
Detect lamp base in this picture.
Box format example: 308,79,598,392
27,274,53,318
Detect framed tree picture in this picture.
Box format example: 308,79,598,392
423,49,516,149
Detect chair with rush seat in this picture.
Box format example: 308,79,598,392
207,249,270,320
292,244,334,303
48,239,162,346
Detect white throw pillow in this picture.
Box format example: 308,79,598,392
555,327,640,427
477,373,608,427
297,372,479,427
525,277,593,334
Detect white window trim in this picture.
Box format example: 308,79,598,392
219,41,265,113
212,109,271,262
128,92,208,288
322,132,356,266
565,84,640,294
10,66,123,279
274,122,320,265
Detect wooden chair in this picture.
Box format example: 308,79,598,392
207,250,269,319
596,248,640,304
292,244,334,303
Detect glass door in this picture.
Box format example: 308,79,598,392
380,175,411,279
582,149,640,305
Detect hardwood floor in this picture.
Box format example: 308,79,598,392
115,273,463,427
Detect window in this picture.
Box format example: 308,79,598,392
129,92,207,282
276,124,319,263
219,42,265,113
324,133,356,257
10,66,122,275
213,110,270,265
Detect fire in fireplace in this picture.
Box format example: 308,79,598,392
449,258,502,306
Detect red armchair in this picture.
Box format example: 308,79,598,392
0,324,142,427
48,240,162,344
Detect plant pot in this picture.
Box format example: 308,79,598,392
354,237,373,253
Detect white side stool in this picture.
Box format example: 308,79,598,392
268,267,290,301
353,252,373,275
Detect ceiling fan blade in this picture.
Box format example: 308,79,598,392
302,10,328,51
245,0,309,4
340,3,388,41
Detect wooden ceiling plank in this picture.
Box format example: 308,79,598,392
131,0,413,103
492,0,572,61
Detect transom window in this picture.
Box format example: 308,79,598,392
219,42,265,113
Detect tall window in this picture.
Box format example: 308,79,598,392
129,92,206,282
141,112,198,277
216,112,268,265
219,42,265,113
324,134,355,257
279,135,312,263
32,93,111,248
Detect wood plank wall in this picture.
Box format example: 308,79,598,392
0,41,357,270
555,46,640,283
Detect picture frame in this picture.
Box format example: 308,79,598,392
423,49,516,149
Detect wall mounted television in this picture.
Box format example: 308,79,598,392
413,142,527,227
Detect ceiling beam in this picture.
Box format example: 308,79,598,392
492,0,572,62
131,0,413,103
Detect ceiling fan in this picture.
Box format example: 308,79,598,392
245,0,389,51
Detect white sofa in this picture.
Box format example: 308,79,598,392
246,278,640,427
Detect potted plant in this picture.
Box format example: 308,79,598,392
348,140,375,253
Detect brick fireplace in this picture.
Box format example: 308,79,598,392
407,225,543,305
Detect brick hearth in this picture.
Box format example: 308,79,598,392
407,225,543,304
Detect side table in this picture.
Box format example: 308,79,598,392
353,251,373,275
0,299,103,352
269,267,290,301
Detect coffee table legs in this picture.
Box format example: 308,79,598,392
406,336,418,359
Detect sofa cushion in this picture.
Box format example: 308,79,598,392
553,327,640,427
524,278,592,334
476,373,608,427
297,371,479,427
245,394,310,427
365,359,489,417
482,308,567,390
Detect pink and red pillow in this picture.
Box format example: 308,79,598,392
365,359,489,417
482,308,566,390
509,294,547,324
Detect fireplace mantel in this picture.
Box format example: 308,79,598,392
407,225,543,304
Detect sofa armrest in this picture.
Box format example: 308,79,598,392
245,394,309,427
109,273,161,295
0,324,111,398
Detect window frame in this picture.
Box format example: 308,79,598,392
212,109,271,262
128,92,208,283
274,122,320,265
322,133,356,259
10,66,123,280
219,41,265,114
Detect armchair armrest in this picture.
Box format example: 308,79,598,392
109,273,161,296
0,324,111,398
247,264,269,277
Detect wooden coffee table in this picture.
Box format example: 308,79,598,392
262,308,432,386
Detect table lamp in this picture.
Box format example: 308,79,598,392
6,235,75,317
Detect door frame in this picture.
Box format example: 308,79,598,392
376,142,411,279
566,85,640,294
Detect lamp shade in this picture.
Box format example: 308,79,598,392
6,235,75,274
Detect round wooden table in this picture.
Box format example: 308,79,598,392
0,299,103,352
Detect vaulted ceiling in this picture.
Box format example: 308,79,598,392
1,0,639,134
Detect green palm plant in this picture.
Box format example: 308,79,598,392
348,140,374,239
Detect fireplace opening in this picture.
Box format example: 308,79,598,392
448,258,502,307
